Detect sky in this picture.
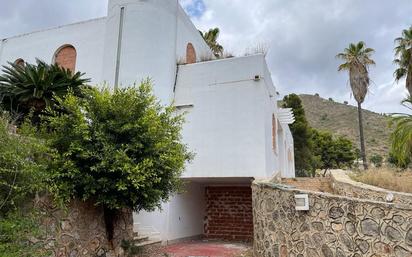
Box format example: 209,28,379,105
0,0,411,113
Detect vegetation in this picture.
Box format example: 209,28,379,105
0,211,48,257
297,94,391,158
389,97,412,168
200,28,224,58
0,115,48,214
40,81,191,241
312,130,356,175
282,94,316,176
0,114,49,256
394,26,412,96
282,94,357,176
351,167,412,193
370,154,384,168
337,41,375,170
0,60,90,123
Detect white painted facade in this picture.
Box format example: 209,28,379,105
0,0,295,243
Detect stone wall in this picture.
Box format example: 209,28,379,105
331,170,412,206
205,186,253,241
35,196,133,257
252,182,412,257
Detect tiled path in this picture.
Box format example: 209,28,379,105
162,240,251,257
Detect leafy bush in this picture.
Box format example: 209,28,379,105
40,82,192,240
312,130,355,175
370,154,383,167
0,114,48,215
0,211,48,257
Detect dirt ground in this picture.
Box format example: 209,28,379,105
141,240,252,257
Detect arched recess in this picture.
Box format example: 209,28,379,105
186,43,196,64
272,114,277,152
14,58,25,66
54,44,77,72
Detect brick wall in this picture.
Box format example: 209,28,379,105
205,186,253,241
55,45,77,73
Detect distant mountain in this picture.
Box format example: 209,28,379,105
286,94,392,157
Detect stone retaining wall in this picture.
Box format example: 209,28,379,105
35,196,133,257
331,170,412,206
252,182,412,257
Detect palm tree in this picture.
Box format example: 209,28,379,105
390,97,412,167
337,41,375,170
394,26,412,96
200,28,224,57
0,59,90,122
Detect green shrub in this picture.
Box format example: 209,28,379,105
0,211,49,257
40,82,192,240
0,114,48,215
370,154,383,167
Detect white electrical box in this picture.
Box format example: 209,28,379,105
295,194,309,211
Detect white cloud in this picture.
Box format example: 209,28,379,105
0,0,411,113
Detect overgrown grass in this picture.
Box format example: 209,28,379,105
351,167,412,193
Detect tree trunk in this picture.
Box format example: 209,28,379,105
103,206,117,249
357,102,368,170
406,62,412,97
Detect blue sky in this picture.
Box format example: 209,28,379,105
0,0,411,113
182,0,206,18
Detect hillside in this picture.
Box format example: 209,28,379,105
296,94,391,157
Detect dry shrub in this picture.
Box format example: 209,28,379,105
351,167,412,193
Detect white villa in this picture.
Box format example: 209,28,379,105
0,0,295,244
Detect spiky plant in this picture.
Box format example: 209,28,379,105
0,59,90,122
200,28,224,58
390,97,412,168
337,41,375,170
394,26,412,96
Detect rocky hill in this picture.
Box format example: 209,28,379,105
295,94,391,157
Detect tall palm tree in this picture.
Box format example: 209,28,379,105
0,59,90,122
200,28,224,58
337,41,375,170
394,26,412,96
390,97,412,167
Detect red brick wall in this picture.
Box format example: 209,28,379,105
55,45,77,73
205,186,253,241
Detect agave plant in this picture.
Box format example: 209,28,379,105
336,41,375,170
390,97,412,167
0,59,90,122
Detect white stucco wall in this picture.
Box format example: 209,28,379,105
175,5,212,62
133,181,206,242
174,54,292,179
0,18,106,86
0,0,296,242
102,0,213,104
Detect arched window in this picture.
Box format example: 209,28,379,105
54,45,77,72
14,58,25,66
186,43,196,64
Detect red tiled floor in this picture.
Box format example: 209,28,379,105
163,241,251,257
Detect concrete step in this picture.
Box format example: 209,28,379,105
133,235,149,243
134,239,162,248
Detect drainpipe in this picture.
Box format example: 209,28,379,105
114,6,125,90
